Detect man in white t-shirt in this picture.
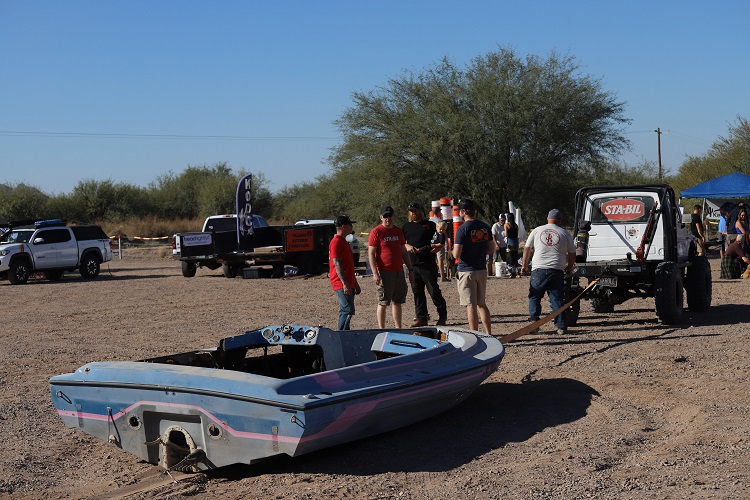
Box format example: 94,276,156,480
521,209,575,334
490,214,507,274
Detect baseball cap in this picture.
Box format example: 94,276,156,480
548,208,563,220
458,199,477,211
334,215,355,227
380,205,395,217
408,202,423,212
499,213,506,220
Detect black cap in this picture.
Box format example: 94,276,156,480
458,199,477,211
408,202,423,212
380,205,395,217
334,215,355,227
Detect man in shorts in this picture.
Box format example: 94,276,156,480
368,205,413,328
452,199,495,334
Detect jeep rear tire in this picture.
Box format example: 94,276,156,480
686,256,712,311
654,262,684,324
565,285,583,326
181,261,197,278
8,259,31,285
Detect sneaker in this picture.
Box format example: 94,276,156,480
411,319,429,327
436,317,447,326
441,277,450,282
556,329,567,335
528,318,540,334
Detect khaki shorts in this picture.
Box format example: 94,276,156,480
457,269,488,306
377,270,408,306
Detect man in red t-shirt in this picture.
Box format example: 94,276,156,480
329,215,360,330
368,205,413,328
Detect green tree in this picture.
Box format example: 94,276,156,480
0,183,50,221
673,116,750,193
148,163,273,220
330,47,630,225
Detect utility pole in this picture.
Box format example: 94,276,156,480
654,127,662,179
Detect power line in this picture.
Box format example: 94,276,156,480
0,130,338,141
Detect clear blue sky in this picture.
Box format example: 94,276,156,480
1,1,748,195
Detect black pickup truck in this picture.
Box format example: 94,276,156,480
173,215,335,278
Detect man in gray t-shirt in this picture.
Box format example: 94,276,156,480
521,209,575,333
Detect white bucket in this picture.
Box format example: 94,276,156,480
495,261,510,277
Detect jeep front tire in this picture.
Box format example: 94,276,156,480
654,262,684,324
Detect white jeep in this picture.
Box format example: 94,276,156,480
568,184,711,325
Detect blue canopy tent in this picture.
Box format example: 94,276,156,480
681,172,750,242
681,172,750,198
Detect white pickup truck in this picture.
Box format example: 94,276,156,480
0,219,113,285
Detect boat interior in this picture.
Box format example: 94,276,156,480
143,325,450,380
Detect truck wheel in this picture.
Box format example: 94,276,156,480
181,261,197,278
565,286,583,326
8,259,31,285
44,270,64,281
591,296,614,314
654,262,684,324
80,254,101,279
222,263,239,278
686,256,712,311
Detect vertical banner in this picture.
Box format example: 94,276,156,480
236,173,254,250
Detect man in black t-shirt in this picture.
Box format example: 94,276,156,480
402,202,448,327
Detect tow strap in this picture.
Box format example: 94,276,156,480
499,278,599,344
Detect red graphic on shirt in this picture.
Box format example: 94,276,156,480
541,229,561,246
600,199,646,221
471,228,489,243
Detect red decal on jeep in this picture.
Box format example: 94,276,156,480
601,199,646,221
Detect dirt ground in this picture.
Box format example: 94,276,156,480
1,247,749,499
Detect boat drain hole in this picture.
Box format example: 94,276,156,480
207,423,222,439
127,415,141,429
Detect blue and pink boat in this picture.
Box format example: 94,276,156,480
50,324,504,471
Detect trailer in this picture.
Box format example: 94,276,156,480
173,220,335,278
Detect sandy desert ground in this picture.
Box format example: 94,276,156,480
1,247,749,499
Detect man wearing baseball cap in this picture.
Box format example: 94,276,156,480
329,215,360,330
368,205,413,328
452,199,495,334
521,209,576,334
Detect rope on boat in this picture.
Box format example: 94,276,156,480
499,278,599,344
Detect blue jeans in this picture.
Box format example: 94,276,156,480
528,268,566,329
335,288,356,330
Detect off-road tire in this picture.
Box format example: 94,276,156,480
565,286,583,326
80,254,101,279
8,259,31,285
222,263,239,279
591,296,614,314
44,270,64,281
654,261,684,324
181,261,197,278
685,255,712,311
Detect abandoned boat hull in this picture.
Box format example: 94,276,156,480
50,325,504,470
